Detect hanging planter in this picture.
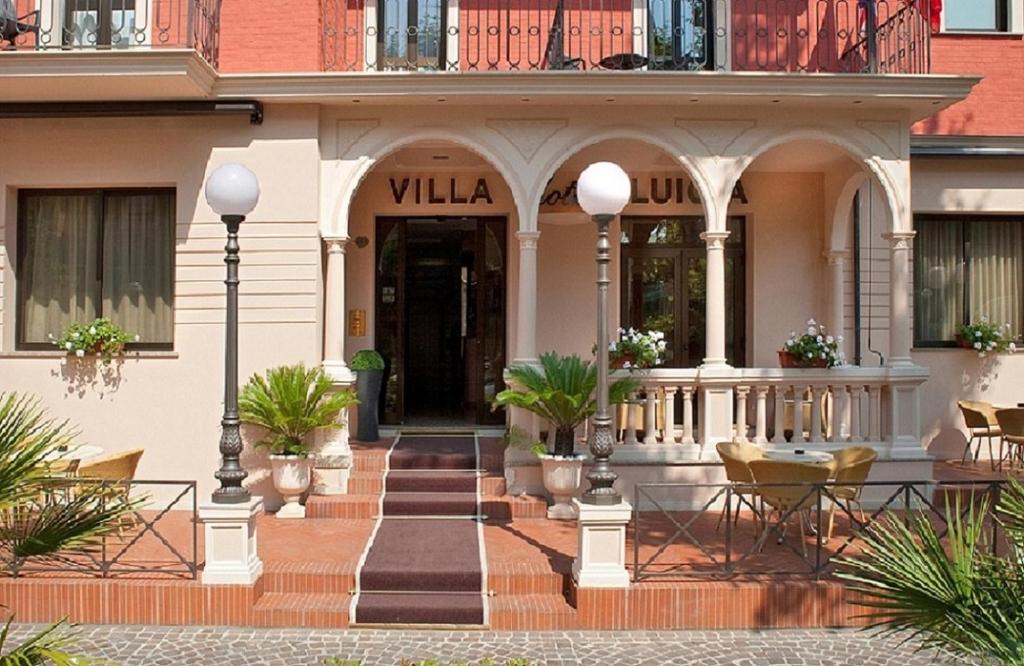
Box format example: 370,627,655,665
957,319,1018,358
51,318,137,364
778,319,844,369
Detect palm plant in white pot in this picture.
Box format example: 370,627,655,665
240,364,357,518
493,353,635,519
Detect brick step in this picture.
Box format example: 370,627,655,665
306,493,548,520
253,592,351,628
263,563,355,594
488,565,568,596
349,446,504,475
347,471,506,496
488,593,579,630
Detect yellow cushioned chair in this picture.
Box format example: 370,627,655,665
958,400,1003,468
715,441,764,530
996,409,1024,471
748,459,832,557
826,446,877,539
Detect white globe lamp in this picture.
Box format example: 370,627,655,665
205,163,260,218
577,161,631,218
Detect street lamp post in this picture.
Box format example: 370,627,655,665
205,163,260,505
577,161,632,506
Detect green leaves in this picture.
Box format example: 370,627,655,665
239,365,359,456
837,482,1024,664
492,353,637,456
0,614,109,666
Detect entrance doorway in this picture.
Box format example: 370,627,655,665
375,217,507,426
620,216,746,366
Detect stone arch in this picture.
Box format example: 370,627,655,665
723,127,905,235
829,170,869,252
323,127,530,238
528,126,718,228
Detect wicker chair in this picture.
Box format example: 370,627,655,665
826,446,877,539
748,459,831,557
715,441,764,530
996,409,1024,471
958,400,1003,468
77,449,144,535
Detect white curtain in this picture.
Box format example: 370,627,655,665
102,192,175,344
914,219,963,343
970,220,1023,336
20,193,100,344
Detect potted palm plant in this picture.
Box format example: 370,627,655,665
239,364,357,518
350,350,385,442
493,352,636,519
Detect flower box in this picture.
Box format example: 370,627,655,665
778,350,828,369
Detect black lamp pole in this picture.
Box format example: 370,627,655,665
581,212,620,505
212,214,250,504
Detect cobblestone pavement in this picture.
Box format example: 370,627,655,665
8,625,970,666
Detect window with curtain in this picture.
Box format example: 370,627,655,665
943,0,1009,31
17,189,175,349
914,215,1024,346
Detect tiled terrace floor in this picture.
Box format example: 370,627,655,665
4,625,965,666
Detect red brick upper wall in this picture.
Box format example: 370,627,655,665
913,34,1024,136
218,0,322,73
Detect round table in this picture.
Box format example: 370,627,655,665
763,449,834,464
43,445,105,462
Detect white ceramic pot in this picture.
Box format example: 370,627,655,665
540,455,584,520
270,454,313,519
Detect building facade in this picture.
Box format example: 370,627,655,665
1,0,1023,506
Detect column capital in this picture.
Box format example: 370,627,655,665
823,249,850,264
699,230,730,249
515,230,541,248
882,231,916,250
324,236,351,253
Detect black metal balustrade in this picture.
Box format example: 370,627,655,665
632,478,1004,581
4,479,198,580
321,0,932,74
1,0,221,68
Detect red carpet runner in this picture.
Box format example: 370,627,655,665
351,435,487,625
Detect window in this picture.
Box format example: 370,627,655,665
914,215,1024,346
17,189,175,349
944,0,1009,31
65,0,138,48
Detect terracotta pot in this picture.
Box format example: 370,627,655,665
270,454,313,519
778,350,828,369
610,353,636,370
540,456,584,520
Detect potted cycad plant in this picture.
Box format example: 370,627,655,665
351,350,385,442
239,364,357,518
493,353,636,519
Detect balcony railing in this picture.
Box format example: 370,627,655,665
1,0,221,67
321,0,932,74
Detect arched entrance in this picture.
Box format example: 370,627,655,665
346,141,518,426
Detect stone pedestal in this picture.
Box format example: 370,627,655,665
313,409,353,495
572,499,632,588
199,497,264,585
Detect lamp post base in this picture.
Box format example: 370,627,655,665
572,498,632,589
199,496,264,585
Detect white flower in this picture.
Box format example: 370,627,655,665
807,318,817,326
807,326,818,336
790,331,797,338
64,342,73,350
72,332,80,339
837,335,844,342
1010,342,1017,353
974,342,982,350
820,353,827,359
826,335,834,344
75,349,85,358
89,326,97,335
622,361,632,369
975,331,983,338
134,334,141,342
816,335,823,343
47,333,54,341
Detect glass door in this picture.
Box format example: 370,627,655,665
647,0,712,70
65,0,137,48
378,0,446,70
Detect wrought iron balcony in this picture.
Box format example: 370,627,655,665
321,0,932,74
1,0,220,67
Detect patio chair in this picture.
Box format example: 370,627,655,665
748,459,831,558
958,400,1002,468
826,446,877,539
715,441,764,531
77,448,144,535
0,0,40,47
996,409,1024,471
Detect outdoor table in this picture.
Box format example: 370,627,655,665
762,449,834,464
43,444,105,462
598,53,649,70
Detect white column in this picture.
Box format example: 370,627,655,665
883,231,915,367
849,385,863,442
772,385,787,444
317,237,354,495
643,388,659,445
809,385,824,443
754,386,768,444
514,230,540,364
700,230,731,367
825,250,848,356
663,388,678,445
734,387,749,443
680,387,695,446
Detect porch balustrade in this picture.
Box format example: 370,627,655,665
320,0,932,74
612,366,927,454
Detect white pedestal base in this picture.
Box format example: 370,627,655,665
277,499,306,519
572,499,632,588
313,465,351,495
547,498,578,520
199,497,264,585
312,406,353,495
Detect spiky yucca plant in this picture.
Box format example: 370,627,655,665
837,481,1024,664
0,392,136,664
492,353,636,457
239,364,358,456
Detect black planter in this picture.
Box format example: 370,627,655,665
355,369,383,442
553,426,577,458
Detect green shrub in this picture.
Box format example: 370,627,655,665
350,349,385,371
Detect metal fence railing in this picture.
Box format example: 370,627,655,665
4,479,198,580
632,479,1005,582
